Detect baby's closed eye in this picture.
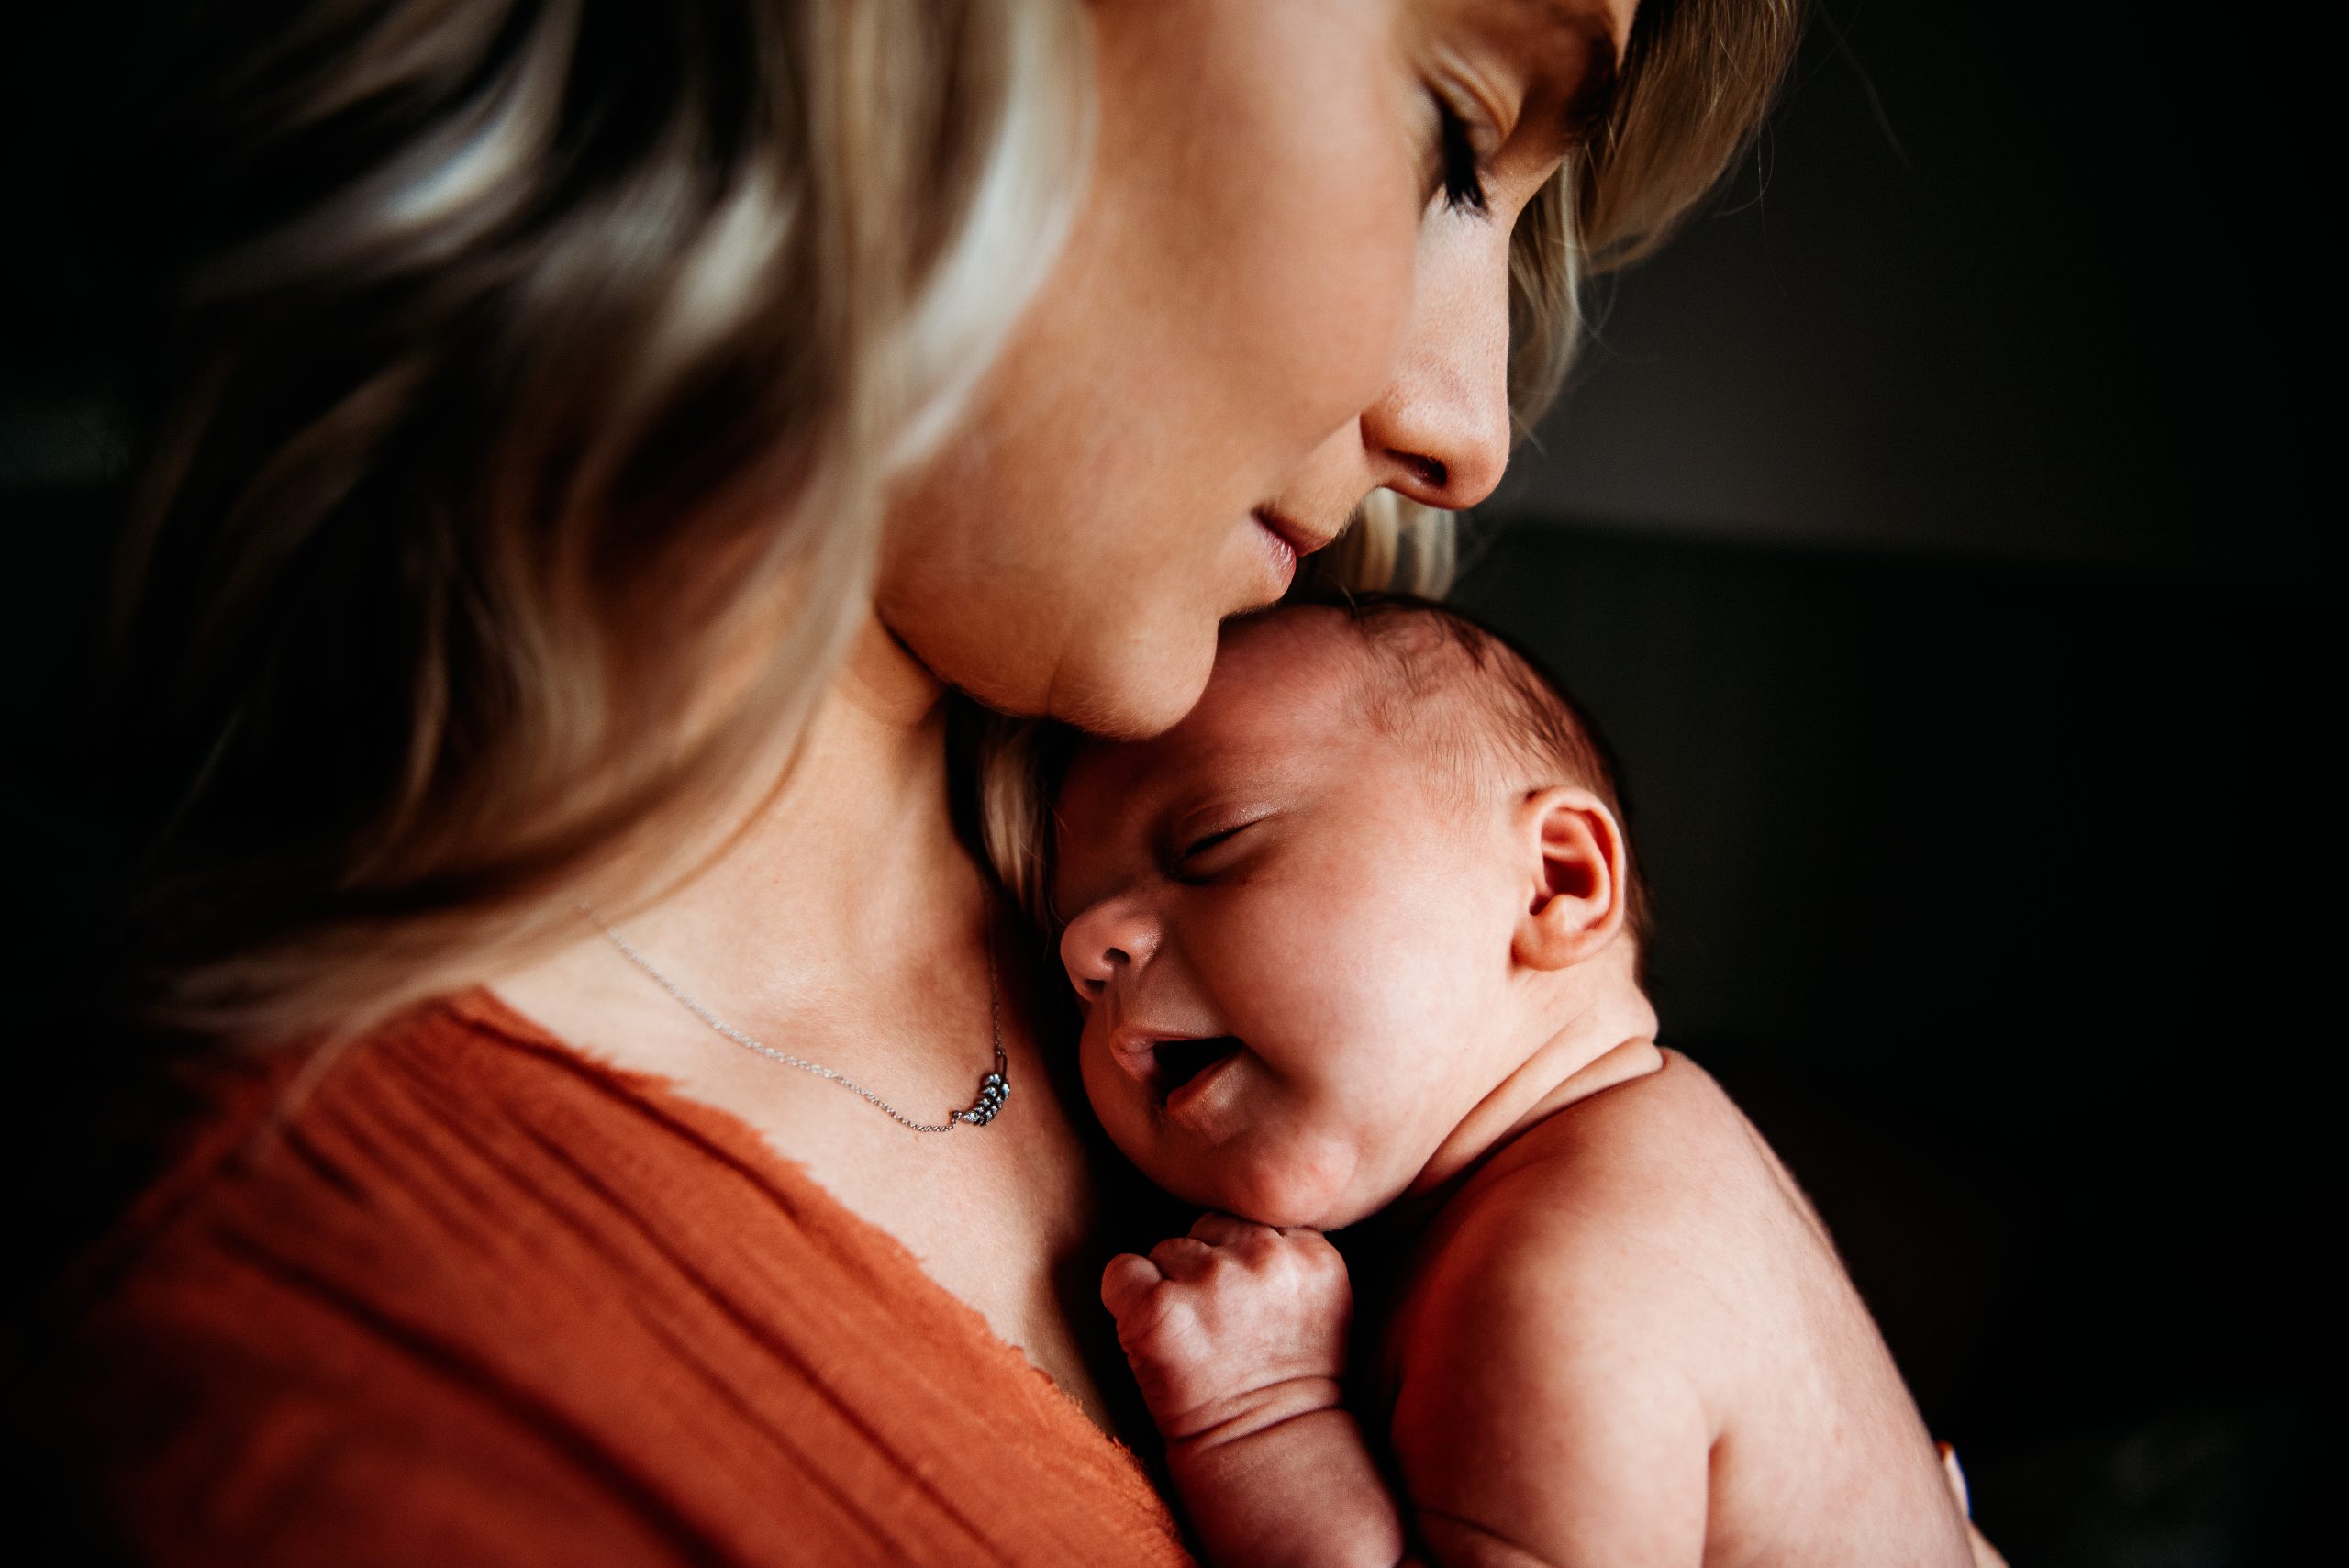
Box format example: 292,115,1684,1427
1165,810,1275,881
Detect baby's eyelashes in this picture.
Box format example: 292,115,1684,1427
1167,814,1273,883
1178,824,1247,862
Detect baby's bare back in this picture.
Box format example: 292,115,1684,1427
1382,1051,1975,1568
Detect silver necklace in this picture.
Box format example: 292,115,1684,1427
584,909,1008,1133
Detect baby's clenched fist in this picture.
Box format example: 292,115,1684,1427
1100,1213,1354,1444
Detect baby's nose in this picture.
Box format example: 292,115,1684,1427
1058,897,1162,1003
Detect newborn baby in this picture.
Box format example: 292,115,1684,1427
1051,598,1979,1568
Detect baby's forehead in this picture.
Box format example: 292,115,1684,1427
1197,609,1381,731
1093,612,1370,759
1057,614,1374,821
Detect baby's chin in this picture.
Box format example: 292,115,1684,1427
1160,1124,1385,1231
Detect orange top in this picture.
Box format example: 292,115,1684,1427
64,991,1193,1567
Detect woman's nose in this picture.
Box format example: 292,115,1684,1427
1058,898,1161,1002
1359,221,1515,510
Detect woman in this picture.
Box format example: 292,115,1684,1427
72,1,1798,1562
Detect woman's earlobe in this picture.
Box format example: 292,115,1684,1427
1512,787,1627,972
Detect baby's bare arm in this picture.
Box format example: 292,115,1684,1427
1390,1252,1712,1567
1107,1060,1982,1567
1390,1053,1974,1567
1101,1214,1410,1568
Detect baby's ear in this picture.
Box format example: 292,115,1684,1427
1510,787,1630,972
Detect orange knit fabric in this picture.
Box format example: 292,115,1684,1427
64,990,1193,1567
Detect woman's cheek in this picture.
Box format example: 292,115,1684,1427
1211,195,1418,475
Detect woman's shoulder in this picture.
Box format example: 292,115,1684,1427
59,993,1193,1568
70,990,755,1340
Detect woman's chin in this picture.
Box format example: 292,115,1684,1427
1047,624,1220,740
885,578,1225,738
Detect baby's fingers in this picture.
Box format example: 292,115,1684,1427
1938,1443,2009,1568
1146,1234,1218,1282
1965,1522,2009,1568
1937,1442,1970,1515
1100,1252,1164,1324
1187,1211,1276,1247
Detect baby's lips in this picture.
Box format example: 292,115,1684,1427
1107,1027,1165,1087
1111,1029,1206,1097
1105,1018,1210,1084
1106,1026,1247,1109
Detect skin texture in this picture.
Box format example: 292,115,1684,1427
885,0,1636,736
1056,610,1985,1566
496,0,1625,1437
1054,609,1658,1232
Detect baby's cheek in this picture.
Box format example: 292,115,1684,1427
1073,1052,1210,1207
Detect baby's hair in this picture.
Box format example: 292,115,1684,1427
1294,593,1649,941
1036,595,1651,944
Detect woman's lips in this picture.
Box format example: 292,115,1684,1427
1252,510,1298,591
1252,505,1332,560
1250,506,1338,595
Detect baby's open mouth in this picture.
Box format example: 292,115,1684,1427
1147,1035,1242,1106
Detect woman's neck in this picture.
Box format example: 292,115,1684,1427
489,613,1126,1433
641,615,980,1014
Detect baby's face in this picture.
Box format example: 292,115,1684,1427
1053,614,1531,1229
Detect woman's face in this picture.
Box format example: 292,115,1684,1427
881,0,1635,737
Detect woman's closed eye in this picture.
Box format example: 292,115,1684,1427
1429,95,1490,216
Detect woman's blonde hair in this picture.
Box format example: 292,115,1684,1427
981,0,1806,923
117,0,1801,1041
114,0,1089,1041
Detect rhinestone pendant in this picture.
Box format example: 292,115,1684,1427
958,1071,1009,1127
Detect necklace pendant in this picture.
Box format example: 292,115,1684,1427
960,1071,1009,1127
588,903,1009,1137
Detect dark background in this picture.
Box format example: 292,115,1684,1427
3,2,2327,1563
1448,4,2326,1562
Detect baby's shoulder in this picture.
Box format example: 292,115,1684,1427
1399,1052,1831,1362
1467,1051,1814,1255
1375,1055,1798,1540
1385,1057,1975,1563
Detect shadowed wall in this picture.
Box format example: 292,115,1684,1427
1449,3,2319,1561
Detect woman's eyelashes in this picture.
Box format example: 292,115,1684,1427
1431,95,1490,216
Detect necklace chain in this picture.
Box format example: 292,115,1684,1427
584,908,1008,1134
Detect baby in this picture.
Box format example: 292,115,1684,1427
1050,597,1982,1568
